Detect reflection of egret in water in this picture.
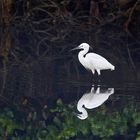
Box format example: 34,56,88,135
71,43,115,76
77,87,114,120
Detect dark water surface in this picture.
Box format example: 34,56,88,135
0,70,140,140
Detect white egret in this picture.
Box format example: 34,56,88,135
77,87,114,120
71,43,115,75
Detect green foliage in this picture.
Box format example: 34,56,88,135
0,99,140,140
136,131,140,140
0,108,21,135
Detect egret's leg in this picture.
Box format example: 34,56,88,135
90,87,94,93
97,70,101,75
96,70,101,83
92,70,95,75
96,87,100,93
91,70,96,83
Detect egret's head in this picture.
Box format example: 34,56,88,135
78,43,90,50
77,113,88,120
70,43,91,51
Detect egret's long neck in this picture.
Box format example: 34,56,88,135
77,103,88,119
78,48,89,65
78,48,89,57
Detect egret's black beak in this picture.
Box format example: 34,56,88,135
90,46,93,51
73,112,77,116
69,46,80,52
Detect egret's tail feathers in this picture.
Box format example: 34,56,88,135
111,65,115,71
108,88,114,94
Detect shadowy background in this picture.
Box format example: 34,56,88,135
0,0,140,103
0,0,140,140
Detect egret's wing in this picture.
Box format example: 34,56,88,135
86,53,108,61
86,53,112,69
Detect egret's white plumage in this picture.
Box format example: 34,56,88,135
71,43,115,75
77,87,114,120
